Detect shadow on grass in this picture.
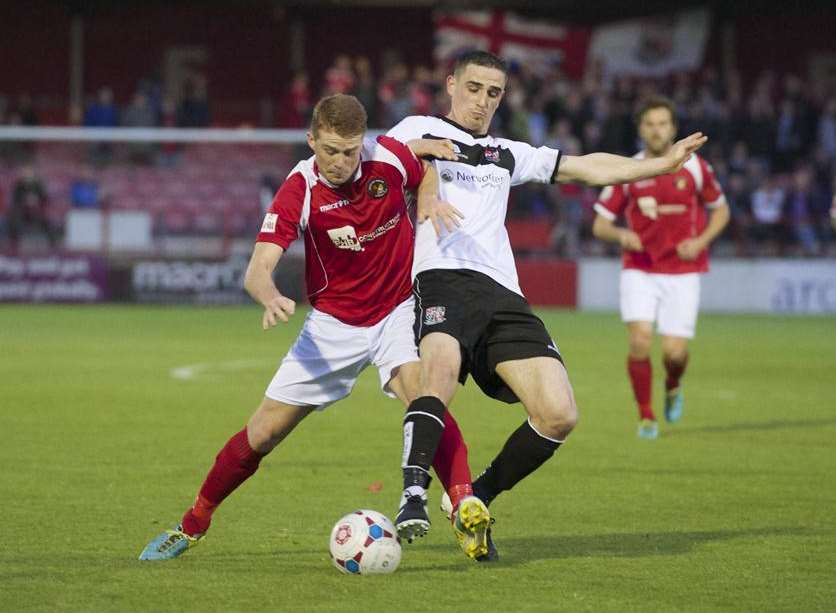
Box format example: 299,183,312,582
665,418,836,436
464,526,814,565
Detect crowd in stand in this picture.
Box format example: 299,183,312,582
284,53,836,257
2,54,836,257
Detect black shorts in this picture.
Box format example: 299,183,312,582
412,269,563,404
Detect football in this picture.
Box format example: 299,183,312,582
328,510,401,575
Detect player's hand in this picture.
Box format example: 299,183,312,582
619,230,643,251
262,295,296,329
417,195,464,236
407,138,458,161
676,238,704,261
665,132,708,172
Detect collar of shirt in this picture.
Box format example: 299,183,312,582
438,115,488,139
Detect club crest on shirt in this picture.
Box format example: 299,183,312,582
424,306,446,326
675,177,688,190
368,178,388,199
483,146,500,163
440,169,454,182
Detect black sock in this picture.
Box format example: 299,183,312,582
473,418,563,506
402,396,446,490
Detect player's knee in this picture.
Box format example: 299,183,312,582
629,331,652,358
663,345,688,363
247,402,305,453
535,392,578,439
420,354,460,400
246,413,278,453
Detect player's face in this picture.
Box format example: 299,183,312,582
446,64,506,133
638,107,677,156
308,129,364,186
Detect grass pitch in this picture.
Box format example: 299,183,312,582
1,305,834,612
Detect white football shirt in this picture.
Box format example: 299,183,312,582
387,115,561,295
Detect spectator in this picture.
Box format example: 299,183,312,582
70,167,104,209
750,174,787,255
410,66,435,118
84,87,118,165
784,166,828,256
728,141,750,175
17,94,39,126
527,95,549,147
279,72,312,129
0,109,32,164
177,80,210,127
378,63,411,127
122,92,157,164
84,87,118,127
352,57,377,126
550,139,585,257
323,55,355,95
259,174,279,215
505,88,530,142
774,99,806,172
724,173,754,256
818,98,836,161
742,95,775,162
6,165,57,253
158,97,182,167
830,181,836,236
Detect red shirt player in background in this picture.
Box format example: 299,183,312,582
139,94,480,561
592,97,730,440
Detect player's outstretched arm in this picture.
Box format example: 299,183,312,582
557,132,708,186
244,242,296,329
415,161,464,236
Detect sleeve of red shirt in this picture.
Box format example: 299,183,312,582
376,135,424,191
255,172,307,249
698,156,725,208
593,184,627,221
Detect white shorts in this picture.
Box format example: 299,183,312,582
619,269,701,338
265,297,418,410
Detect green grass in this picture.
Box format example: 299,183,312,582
1,305,835,612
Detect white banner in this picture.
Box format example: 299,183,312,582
579,258,836,315
587,8,710,79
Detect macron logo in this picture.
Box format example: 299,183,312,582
320,199,351,212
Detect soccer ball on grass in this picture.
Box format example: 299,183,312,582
329,510,401,575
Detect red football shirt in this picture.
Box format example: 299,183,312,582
594,153,725,274
256,135,424,326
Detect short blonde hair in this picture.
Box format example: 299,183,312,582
310,94,367,137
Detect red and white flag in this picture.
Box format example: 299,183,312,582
434,10,590,79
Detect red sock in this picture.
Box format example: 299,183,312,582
627,357,654,421
181,428,264,536
664,353,689,391
432,410,472,511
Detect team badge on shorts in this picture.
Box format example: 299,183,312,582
368,178,388,199
424,306,446,326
